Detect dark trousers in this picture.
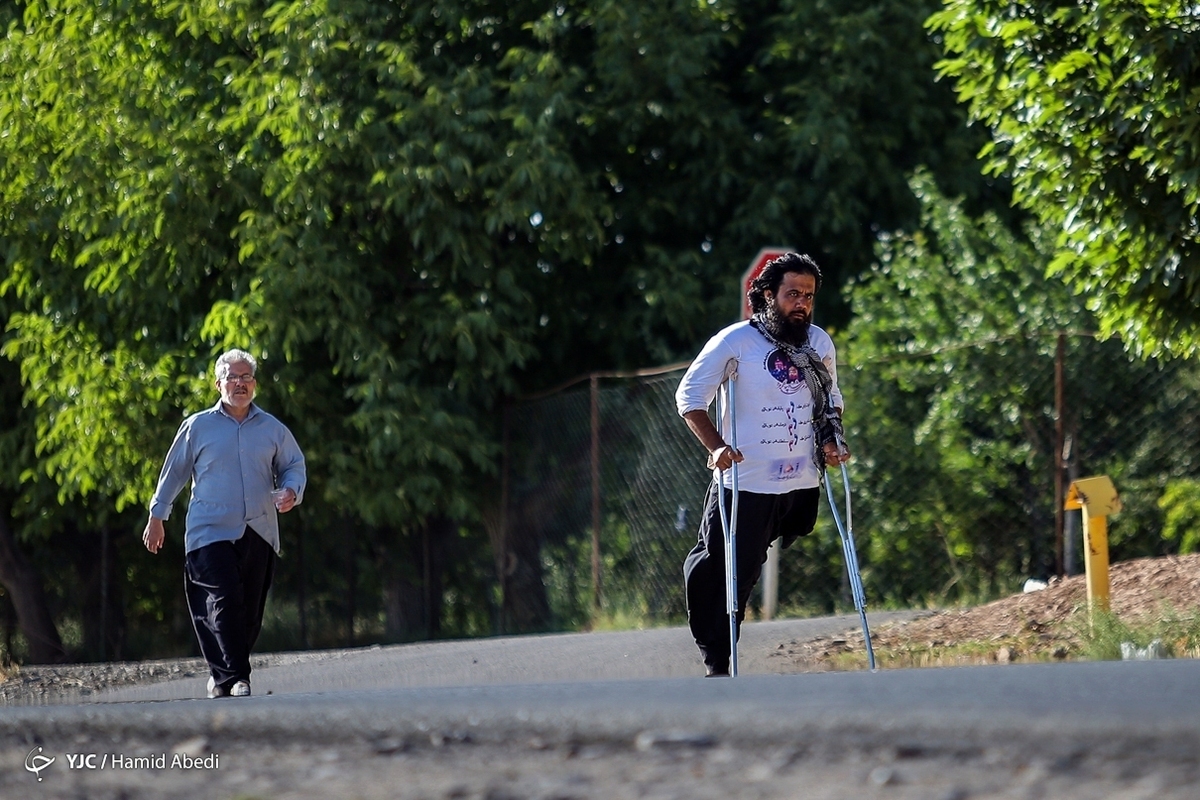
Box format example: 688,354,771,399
184,529,276,690
683,483,819,671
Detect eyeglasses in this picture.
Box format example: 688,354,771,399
222,373,256,384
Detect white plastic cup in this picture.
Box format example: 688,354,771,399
271,489,288,510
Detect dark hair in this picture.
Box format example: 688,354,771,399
747,252,823,315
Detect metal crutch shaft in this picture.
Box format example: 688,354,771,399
823,459,876,671
712,369,740,677
727,375,739,677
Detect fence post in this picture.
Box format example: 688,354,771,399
762,541,779,620
498,406,510,634
100,525,109,660
296,526,309,648
1054,332,1066,577
590,374,602,611
344,515,356,646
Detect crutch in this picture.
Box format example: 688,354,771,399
713,366,740,676
822,448,877,671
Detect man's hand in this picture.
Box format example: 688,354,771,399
143,517,165,554
684,410,744,472
275,487,297,513
823,441,852,467
707,445,744,471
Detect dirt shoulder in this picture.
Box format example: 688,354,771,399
777,553,1200,670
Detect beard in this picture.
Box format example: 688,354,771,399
762,300,810,346
221,388,255,409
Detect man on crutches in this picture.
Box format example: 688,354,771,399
677,252,850,677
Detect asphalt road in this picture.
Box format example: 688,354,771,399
4,615,1199,799
96,612,919,701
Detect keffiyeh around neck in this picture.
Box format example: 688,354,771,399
749,313,844,473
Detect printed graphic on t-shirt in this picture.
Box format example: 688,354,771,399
759,401,811,453
764,349,804,395
770,458,807,482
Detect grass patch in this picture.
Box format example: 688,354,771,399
874,637,1067,670
587,604,678,632
1071,607,1200,661
858,630,1068,671
853,606,1200,671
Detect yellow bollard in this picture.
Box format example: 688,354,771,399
1064,476,1122,617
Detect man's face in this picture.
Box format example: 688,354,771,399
217,360,256,411
766,271,817,339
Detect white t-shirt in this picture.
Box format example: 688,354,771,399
675,321,843,494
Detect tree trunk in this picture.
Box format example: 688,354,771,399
380,518,448,641
380,523,422,642
0,501,68,663
423,516,448,639
501,516,553,633
480,487,553,633
381,568,424,642
486,407,554,634
67,521,126,661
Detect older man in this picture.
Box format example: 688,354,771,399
143,349,307,698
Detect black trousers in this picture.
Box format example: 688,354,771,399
184,529,276,690
683,483,819,671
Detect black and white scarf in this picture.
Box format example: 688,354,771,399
749,314,844,473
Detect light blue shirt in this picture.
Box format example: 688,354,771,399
149,401,307,554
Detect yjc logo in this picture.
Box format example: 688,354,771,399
24,746,55,781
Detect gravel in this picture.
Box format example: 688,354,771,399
0,649,359,706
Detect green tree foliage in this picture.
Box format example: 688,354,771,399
844,173,1200,605
1160,479,1200,553
844,172,1081,601
929,1,1200,354
518,0,1002,373
0,0,576,519
0,0,1001,652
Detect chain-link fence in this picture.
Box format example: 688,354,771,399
501,366,703,630
501,334,1200,629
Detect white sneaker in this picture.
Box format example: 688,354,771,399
230,680,251,697
206,677,228,699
